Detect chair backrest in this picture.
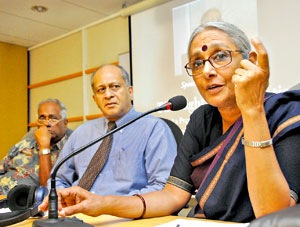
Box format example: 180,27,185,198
160,118,183,146
249,203,300,227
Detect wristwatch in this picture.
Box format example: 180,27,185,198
241,137,273,148
39,148,51,155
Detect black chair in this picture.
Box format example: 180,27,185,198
249,204,300,227
160,117,186,215
160,117,183,146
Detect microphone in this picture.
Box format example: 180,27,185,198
33,95,187,227
157,95,187,111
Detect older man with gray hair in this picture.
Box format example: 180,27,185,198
0,98,72,195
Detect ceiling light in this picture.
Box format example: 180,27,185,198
31,5,48,13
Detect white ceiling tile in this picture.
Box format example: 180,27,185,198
0,0,145,47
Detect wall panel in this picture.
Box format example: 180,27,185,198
30,32,82,83
0,43,27,158
29,77,84,122
28,16,129,131
86,17,129,69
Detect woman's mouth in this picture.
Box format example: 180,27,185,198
207,84,223,93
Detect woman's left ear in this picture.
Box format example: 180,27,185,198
249,51,257,64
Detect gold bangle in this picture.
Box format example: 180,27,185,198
133,194,146,219
241,137,273,148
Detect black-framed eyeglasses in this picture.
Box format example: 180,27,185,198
184,50,243,77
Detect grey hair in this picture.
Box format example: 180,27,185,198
90,64,131,90
38,98,68,119
187,21,251,59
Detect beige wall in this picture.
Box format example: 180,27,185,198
0,42,27,159
28,16,129,131
0,16,129,160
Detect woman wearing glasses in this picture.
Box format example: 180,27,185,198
40,21,300,223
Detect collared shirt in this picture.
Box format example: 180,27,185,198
0,129,72,195
53,107,177,195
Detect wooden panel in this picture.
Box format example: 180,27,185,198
30,32,82,84
0,43,27,159
29,77,84,123
28,16,130,134
86,16,129,68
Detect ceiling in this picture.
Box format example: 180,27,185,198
0,0,144,48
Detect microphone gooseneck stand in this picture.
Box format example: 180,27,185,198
33,95,187,227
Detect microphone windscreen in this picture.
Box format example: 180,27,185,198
168,95,187,111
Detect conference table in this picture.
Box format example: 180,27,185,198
0,195,249,227
4,212,250,227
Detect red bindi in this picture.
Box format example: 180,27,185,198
202,45,208,52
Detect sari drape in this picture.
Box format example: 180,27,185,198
189,91,300,222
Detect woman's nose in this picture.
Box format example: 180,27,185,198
202,61,217,78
